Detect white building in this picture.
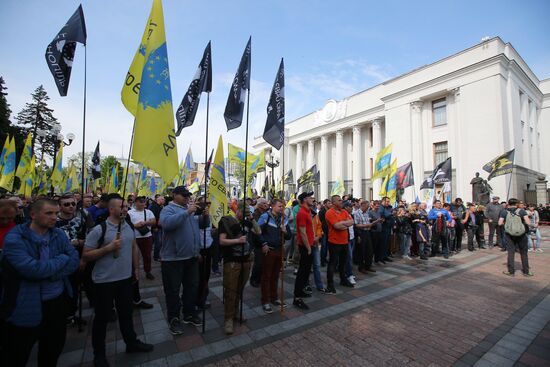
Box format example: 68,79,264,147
253,37,550,203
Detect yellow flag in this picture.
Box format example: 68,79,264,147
0,135,11,174
108,165,119,194
209,136,228,227
15,133,33,183
123,0,178,183
64,164,80,193
386,159,398,203
18,155,36,198
372,143,393,180
0,137,16,191
51,143,64,190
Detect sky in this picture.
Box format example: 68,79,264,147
1,0,549,167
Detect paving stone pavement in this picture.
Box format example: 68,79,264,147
31,228,550,367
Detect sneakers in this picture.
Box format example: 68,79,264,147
420,256,428,260
133,300,154,309
522,271,534,277
340,280,354,288
403,255,412,260
224,319,234,335
182,314,202,327
145,272,155,280
272,299,287,308
528,248,533,252
126,339,154,353
303,285,313,294
537,248,544,253
262,304,273,314
293,298,309,310
317,287,329,294
347,276,356,285
169,318,184,335
502,271,515,277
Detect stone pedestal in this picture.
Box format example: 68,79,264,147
535,177,548,205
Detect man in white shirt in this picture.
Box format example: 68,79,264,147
127,196,156,280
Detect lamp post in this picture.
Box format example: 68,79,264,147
50,130,75,195
266,155,280,198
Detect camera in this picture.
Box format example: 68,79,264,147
194,201,211,216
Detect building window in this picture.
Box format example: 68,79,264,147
433,141,448,166
432,98,447,127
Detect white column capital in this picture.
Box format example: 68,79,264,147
352,125,362,134
296,141,303,148
452,87,461,97
410,101,423,112
335,130,344,138
372,119,383,129
321,135,328,144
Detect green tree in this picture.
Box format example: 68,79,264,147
0,77,26,154
15,85,59,162
100,155,118,188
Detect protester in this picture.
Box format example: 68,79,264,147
378,197,394,262
499,198,533,277
318,199,331,267
451,198,466,252
149,194,165,261
128,196,157,280
395,207,413,260
462,204,479,252
325,195,355,292
258,199,291,313
475,205,487,248
83,194,153,367
2,198,80,366
444,203,457,254
354,200,379,273
310,203,328,292
0,199,17,250
293,192,316,308
87,194,109,224
196,196,213,310
250,198,270,287
343,200,357,285
412,204,430,260
218,200,260,334
485,196,502,248
428,200,452,259
159,186,205,335
527,204,542,252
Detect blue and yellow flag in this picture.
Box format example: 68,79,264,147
122,0,178,183
209,135,228,226
330,177,345,197
385,159,398,204
0,135,10,174
64,163,80,193
108,165,119,194
188,178,200,195
51,143,64,191
0,137,16,191
372,143,393,180
15,133,33,184
228,143,265,174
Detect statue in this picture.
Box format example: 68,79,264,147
470,172,483,203
470,172,491,204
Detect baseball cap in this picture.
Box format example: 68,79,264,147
172,186,192,197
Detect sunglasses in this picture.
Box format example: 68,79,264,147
62,202,76,207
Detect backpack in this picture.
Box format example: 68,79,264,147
504,209,526,237
86,217,135,272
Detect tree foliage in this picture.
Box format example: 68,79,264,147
15,85,59,162
0,77,26,155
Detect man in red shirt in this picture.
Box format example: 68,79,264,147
325,195,355,293
293,192,315,310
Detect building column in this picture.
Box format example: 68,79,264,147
320,135,328,200
295,142,303,182
335,130,344,183
307,139,315,169
352,125,362,198
371,120,382,198
410,101,424,196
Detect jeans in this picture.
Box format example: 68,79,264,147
321,233,328,264
371,231,384,262
327,243,348,288
432,232,449,256
294,246,313,297
311,245,325,290
345,239,355,278
161,258,199,321
153,229,162,260
505,234,530,274
223,260,251,321
357,230,373,269
136,236,153,273
488,221,501,246
418,241,429,257
92,278,137,358
3,294,69,366
260,249,282,304
527,228,542,250
399,233,411,256
250,247,263,286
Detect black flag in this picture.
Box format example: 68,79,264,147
45,4,87,97
297,165,318,189
175,42,212,135
420,157,452,190
482,149,515,180
224,37,251,130
282,169,293,184
263,58,285,150
91,141,101,179
396,162,414,189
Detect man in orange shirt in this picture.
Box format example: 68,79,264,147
325,195,355,293
292,192,315,310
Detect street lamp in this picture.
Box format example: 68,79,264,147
50,131,75,195
266,155,280,198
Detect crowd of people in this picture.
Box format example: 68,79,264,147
0,188,545,367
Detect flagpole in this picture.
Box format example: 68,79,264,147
201,92,210,334
76,43,88,333
280,143,285,314
506,167,513,201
